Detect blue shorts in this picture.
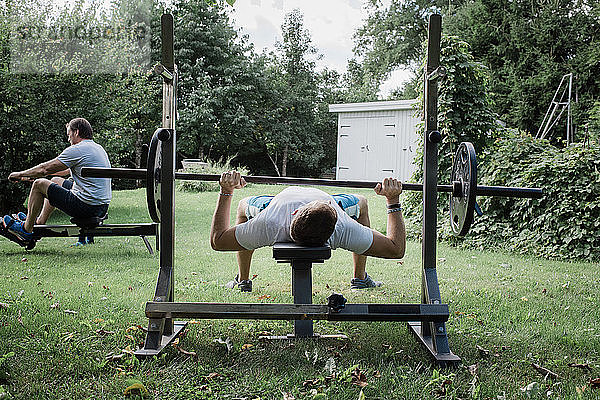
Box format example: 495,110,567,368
47,179,109,219
245,194,361,220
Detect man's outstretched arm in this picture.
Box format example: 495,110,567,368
363,178,406,259
8,158,68,181
210,171,247,251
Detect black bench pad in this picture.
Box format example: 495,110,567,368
272,242,331,261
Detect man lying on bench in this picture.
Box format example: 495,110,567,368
2,118,111,247
210,171,405,292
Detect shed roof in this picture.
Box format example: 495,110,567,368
328,99,419,113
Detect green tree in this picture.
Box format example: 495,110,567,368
267,9,323,176
353,0,600,137
172,0,269,168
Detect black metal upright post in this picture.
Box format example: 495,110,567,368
407,14,460,366
136,14,186,357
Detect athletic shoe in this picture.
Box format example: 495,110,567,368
12,212,27,222
225,275,253,292
3,215,33,243
350,273,383,289
70,241,86,248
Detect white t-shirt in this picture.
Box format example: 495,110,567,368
235,187,374,254
57,140,112,205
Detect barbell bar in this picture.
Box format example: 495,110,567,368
81,167,543,199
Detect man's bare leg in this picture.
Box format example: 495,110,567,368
36,177,65,224
23,179,53,233
236,197,254,281
353,195,370,279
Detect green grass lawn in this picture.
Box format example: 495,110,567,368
0,186,599,399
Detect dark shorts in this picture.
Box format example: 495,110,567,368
245,194,361,220
47,179,109,219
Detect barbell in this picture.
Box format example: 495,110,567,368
82,129,543,236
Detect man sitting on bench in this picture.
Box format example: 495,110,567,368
210,171,405,292
2,118,112,246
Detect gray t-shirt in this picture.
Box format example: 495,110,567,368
235,187,374,254
57,140,112,205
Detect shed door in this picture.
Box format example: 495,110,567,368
365,117,398,181
337,118,367,180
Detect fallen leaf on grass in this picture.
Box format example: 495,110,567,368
105,352,125,362
351,367,368,388
257,294,271,301
17,310,22,325
124,381,148,397
568,363,592,371
591,378,600,389
476,345,490,357
50,302,60,309
241,344,253,351
126,325,142,333
175,346,197,357
520,382,540,397
213,337,233,352
302,378,320,388
282,392,295,400
95,329,114,337
204,372,221,380
531,363,559,380
467,364,478,376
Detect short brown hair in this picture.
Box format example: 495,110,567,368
68,118,93,139
290,201,337,247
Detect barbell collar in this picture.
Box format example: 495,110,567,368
153,63,173,82
156,128,172,142
81,168,543,199
427,66,446,81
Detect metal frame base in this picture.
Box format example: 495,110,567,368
134,321,187,357
259,333,348,341
408,322,461,366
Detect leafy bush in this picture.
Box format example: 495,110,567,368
403,34,498,238
459,131,600,261
176,157,249,193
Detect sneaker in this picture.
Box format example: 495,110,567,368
70,241,86,248
225,275,252,292
350,273,383,289
3,215,33,243
12,212,27,222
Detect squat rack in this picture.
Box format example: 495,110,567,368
82,14,541,365
139,13,459,364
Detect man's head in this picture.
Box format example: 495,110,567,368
290,200,337,247
66,118,93,144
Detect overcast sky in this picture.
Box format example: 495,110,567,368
228,0,410,97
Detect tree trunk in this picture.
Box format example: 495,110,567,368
282,145,288,177
267,151,281,177
134,116,144,188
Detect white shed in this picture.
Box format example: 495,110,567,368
329,100,420,182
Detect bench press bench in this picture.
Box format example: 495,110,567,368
0,214,158,253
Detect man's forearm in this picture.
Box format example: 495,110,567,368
385,196,406,257
16,159,66,178
210,194,234,246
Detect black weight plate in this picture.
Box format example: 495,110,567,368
450,142,477,236
146,130,162,223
